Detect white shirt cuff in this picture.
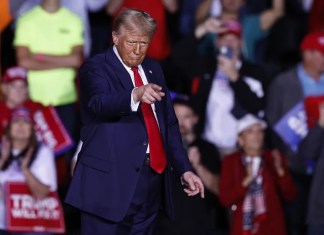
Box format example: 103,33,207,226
131,88,140,111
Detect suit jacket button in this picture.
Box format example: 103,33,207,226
143,141,147,146
135,167,140,172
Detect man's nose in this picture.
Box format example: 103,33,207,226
133,44,140,54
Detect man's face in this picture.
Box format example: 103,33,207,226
303,50,324,75
221,0,244,13
238,124,264,153
112,26,151,67
311,51,324,73
216,33,242,58
174,104,197,136
3,80,28,107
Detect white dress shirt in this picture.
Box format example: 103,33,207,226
113,46,160,153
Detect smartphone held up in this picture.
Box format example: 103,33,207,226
219,46,233,58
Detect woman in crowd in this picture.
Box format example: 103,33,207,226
219,114,296,235
0,107,57,235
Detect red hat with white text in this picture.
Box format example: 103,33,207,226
300,31,324,54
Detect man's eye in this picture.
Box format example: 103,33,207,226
126,41,148,47
140,42,148,47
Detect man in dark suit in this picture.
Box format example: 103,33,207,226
65,8,204,235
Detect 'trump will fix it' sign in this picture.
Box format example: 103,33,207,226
6,182,65,233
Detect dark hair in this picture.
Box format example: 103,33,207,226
172,98,195,113
1,119,38,170
112,8,157,39
4,119,37,147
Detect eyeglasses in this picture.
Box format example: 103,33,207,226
126,40,149,48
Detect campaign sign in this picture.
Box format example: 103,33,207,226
6,182,65,233
274,102,308,152
33,106,74,156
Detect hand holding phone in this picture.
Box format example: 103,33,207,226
217,46,239,82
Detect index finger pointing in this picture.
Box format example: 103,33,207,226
149,83,163,91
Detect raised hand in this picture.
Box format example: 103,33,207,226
271,149,284,176
217,56,239,82
133,83,165,104
195,17,227,39
21,146,35,170
0,136,11,164
242,159,253,187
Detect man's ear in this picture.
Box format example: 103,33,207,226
112,31,119,45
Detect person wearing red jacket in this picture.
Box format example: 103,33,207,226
0,66,43,137
219,114,297,235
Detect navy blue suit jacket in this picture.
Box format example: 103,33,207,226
65,47,192,222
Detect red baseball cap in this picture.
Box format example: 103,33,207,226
300,31,324,54
219,20,242,38
3,66,27,84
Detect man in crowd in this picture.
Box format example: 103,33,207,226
298,102,324,235
14,0,84,151
155,98,227,235
266,31,324,235
190,19,266,157
0,66,43,137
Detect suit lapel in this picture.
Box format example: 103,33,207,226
105,48,134,91
105,48,146,124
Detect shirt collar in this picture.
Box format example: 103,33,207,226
297,63,324,83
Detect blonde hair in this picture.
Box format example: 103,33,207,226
112,8,157,39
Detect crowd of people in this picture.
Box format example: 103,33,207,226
1,0,324,234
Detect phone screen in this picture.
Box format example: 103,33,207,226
219,46,233,58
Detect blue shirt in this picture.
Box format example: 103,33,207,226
297,63,324,97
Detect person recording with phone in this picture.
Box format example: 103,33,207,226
168,19,267,157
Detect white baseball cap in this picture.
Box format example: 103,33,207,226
237,114,267,134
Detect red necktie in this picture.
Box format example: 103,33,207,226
131,67,167,174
